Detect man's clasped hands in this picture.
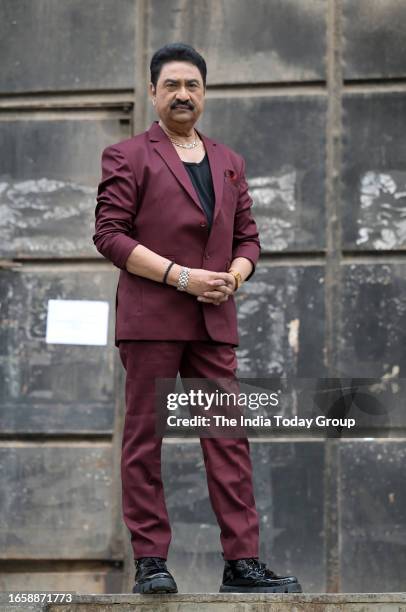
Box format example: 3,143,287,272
186,269,238,306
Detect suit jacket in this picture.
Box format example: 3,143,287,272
93,120,261,347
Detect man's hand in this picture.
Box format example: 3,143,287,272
186,269,236,306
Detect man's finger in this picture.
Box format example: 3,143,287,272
202,290,227,299
206,285,233,296
209,273,234,283
197,295,228,304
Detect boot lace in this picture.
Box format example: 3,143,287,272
245,557,277,578
138,557,167,572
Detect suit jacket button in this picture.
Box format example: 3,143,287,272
200,222,207,228
205,253,210,259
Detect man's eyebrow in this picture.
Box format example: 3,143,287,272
163,78,201,85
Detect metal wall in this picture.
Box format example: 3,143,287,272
1,0,406,594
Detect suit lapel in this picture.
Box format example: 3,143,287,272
150,122,203,214
149,121,224,223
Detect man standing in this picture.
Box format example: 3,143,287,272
93,43,302,594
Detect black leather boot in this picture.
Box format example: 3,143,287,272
132,557,178,594
219,556,302,593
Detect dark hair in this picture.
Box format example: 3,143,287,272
150,43,207,89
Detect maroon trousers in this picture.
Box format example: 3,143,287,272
118,323,260,561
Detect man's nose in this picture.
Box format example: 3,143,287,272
176,85,190,100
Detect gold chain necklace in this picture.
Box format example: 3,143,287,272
169,135,200,149
163,126,200,149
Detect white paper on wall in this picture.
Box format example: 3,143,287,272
46,299,109,346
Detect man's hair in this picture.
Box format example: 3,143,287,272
150,43,207,89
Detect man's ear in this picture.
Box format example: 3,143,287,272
149,82,156,99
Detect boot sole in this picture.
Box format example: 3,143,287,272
133,576,178,594
219,582,303,594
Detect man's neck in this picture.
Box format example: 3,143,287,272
158,120,197,141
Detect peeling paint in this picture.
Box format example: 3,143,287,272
357,171,406,249
288,318,300,354
248,170,296,251
0,178,96,255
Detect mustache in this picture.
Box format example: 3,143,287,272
171,100,194,110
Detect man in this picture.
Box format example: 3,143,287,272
93,42,302,595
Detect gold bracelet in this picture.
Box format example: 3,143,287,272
228,268,242,291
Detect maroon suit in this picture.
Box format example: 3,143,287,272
93,120,261,560
93,120,260,346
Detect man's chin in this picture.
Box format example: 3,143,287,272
170,112,195,122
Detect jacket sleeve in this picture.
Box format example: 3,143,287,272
231,156,261,281
92,145,140,270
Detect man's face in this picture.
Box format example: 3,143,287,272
150,61,205,128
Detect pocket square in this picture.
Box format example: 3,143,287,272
224,168,238,182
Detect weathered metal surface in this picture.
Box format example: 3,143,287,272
338,264,406,378
251,442,325,593
161,441,325,593
148,0,327,84
0,0,135,92
0,268,118,433
335,264,406,432
342,93,406,251
234,264,325,377
340,441,406,592
0,119,130,259
343,0,406,80
0,444,114,558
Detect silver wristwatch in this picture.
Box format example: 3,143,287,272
176,266,191,291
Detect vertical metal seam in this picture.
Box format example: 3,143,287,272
324,0,344,594
325,0,343,374
133,0,150,134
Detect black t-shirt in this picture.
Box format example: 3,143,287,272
183,153,215,230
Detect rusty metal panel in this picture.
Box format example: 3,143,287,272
256,442,325,592
0,444,114,559
162,440,325,593
0,0,135,92
337,264,406,433
0,268,118,434
339,264,406,379
235,263,325,377
343,0,406,80
340,441,406,592
193,96,327,252
0,118,130,259
342,93,406,251
149,0,327,84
